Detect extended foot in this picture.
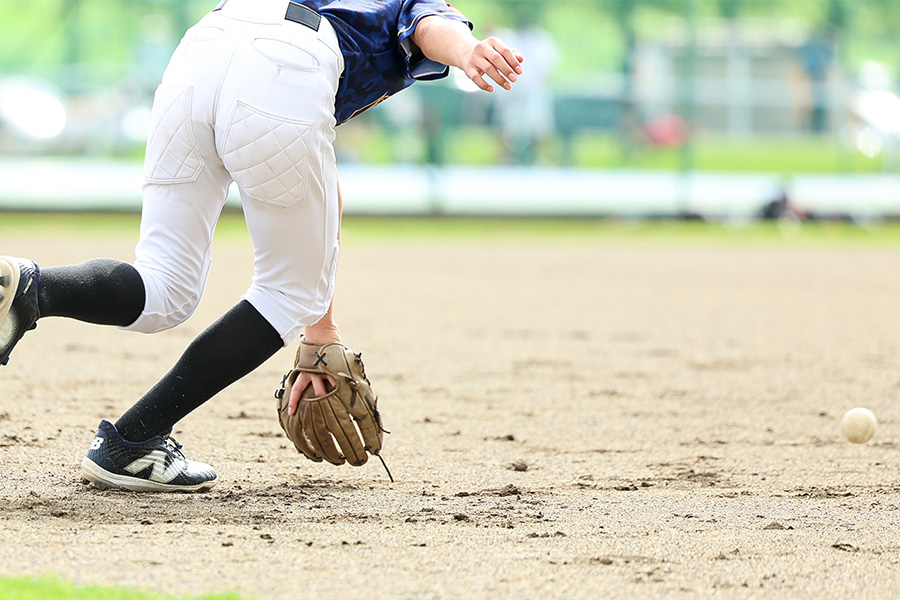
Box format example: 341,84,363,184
0,256,40,367
81,419,218,492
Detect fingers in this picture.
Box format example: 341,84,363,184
311,374,328,397
322,400,368,466
345,384,383,455
289,375,349,465
279,382,323,461
494,43,524,77
354,398,384,456
467,37,524,93
303,401,345,465
288,372,337,415
288,373,304,416
283,357,377,467
287,403,322,462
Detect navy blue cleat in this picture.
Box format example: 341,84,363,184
81,419,218,492
0,256,40,367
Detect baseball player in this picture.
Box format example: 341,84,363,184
0,0,523,492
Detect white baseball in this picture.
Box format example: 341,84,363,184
840,408,878,444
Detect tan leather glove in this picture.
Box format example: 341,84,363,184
276,337,385,467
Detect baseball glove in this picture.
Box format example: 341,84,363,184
275,337,387,470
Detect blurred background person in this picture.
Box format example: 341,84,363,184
798,29,836,135
490,8,558,165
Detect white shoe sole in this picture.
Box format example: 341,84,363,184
0,256,22,348
81,457,218,493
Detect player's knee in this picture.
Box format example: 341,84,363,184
125,268,204,334
132,298,200,334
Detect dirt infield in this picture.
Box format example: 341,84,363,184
2,226,899,599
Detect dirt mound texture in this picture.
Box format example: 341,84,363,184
2,229,899,599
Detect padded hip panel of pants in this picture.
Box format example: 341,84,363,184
222,100,313,207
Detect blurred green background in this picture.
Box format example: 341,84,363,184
1,0,900,218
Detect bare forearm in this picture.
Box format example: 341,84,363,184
412,16,523,92
305,299,340,343
412,17,477,71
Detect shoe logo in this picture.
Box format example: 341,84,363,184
89,436,104,451
124,450,182,483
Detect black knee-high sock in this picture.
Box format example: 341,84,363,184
38,259,145,326
115,300,284,442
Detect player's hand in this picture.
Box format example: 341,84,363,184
276,338,385,468
288,371,336,415
462,37,524,92
288,316,341,415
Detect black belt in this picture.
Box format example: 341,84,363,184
212,0,321,31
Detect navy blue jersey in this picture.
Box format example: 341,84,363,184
302,0,471,124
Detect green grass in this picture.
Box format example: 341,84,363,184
333,126,885,173
343,217,900,247
0,212,143,238
0,576,244,600
570,134,883,174
1,211,899,248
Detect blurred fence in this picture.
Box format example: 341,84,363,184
2,0,900,218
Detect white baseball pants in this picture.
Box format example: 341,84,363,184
126,0,344,345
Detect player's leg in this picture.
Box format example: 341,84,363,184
81,3,343,492
0,255,153,369
80,12,244,491
39,260,146,324
1,13,237,369
220,5,344,346
111,7,344,445
104,4,341,430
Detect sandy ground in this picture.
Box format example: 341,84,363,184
1,227,900,599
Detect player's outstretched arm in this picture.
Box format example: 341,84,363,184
412,16,524,93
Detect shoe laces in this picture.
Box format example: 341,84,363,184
162,435,185,458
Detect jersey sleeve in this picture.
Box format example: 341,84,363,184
397,1,473,81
